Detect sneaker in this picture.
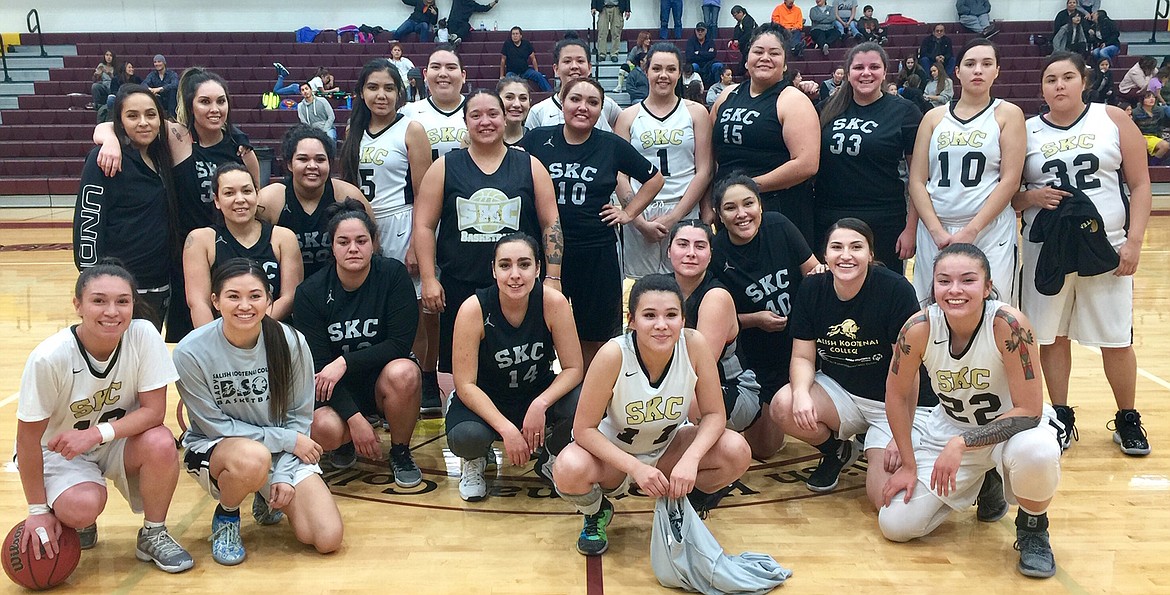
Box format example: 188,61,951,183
822,43,830,56
610,54,619,63
687,485,734,519
1053,405,1077,450
806,436,861,492
1109,409,1152,456
136,526,194,573
459,457,488,502
420,374,442,415
1014,529,1056,578
576,497,614,556
78,523,98,550
209,514,245,566
389,444,422,488
329,441,357,469
251,493,284,526
975,469,1008,522
273,62,289,77
534,448,555,484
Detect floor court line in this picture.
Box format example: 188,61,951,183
111,492,210,594
1079,345,1170,393
586,554,604,595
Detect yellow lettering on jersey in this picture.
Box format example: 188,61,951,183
69,382,123,418
360,147,389,166
1040,134,1096,158
664,396,684,419
639,129,684,149
936,130,987,150
625,395,686,424
625,401,645,424
935,367,991,392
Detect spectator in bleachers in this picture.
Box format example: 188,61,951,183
500,26,553,92
1052,13,1088,56
1087,57,1115,104
686,22,723,84
407,67,428,101
730,5,758,67
389,44,415,91
497,76,533,145
1119,56,1156,106
448,0,498,41
436,19,455,44
923,62,954,107
856,5,886,45
681,62,704,96
897,55,927,90
1053,0,1082,38
90,50,117,110
309,67,340,95
104,61,142,111
143,54,179,118
685,79,705,103
956,0,995,37
526,38,623,130
394,0,439,43
592,0,631,63
1076,0,1099,23
614,30,652,92
1149,65,1170,105
626,51,650,103
818,66,844,102
771,0,806,59
809,0,841,57
1086,10,1119,63
660,0,684,39
833,0,860,39
919,24,955,77
707,65,734,107
298,83,337,146
272,62,300,96
702,0,721,33
1133,91,1169,159
900,74,932,114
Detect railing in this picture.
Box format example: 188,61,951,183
27,8,48,58
0,43,11,83
1154,0,1169,43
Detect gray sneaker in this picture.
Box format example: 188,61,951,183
135,526,194,573
252,492,284,526
459,457,488,502
389,444,422,488
1015,529,1056,578
78,523,97,550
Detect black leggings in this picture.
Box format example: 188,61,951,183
445,384,581,459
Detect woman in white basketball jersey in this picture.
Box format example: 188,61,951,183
1013,52,1153,457
880,244,1062,579
553,274,750,556
910,38,1025,304
614,43,713,279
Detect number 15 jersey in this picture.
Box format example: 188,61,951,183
599,330,697,455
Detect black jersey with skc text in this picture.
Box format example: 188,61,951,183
276,180,336,278
174,127,250,237
475,283,556,408
815,93,921,212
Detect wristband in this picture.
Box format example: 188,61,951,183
28,504,51,516
545,276,561,281
97,422,116,444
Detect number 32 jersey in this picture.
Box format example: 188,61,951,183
599,330,697,455
922,300,1012,429
1022,103,1127,249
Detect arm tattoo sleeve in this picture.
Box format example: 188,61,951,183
891,312,927,375
995,309,1036,380
544,216,564,266
962,415,1041,448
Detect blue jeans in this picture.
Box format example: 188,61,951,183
395,19,433,42
1093,45,1120,63
509,68,553,92
660,0,683,39
701,5,720,32
274,74,299,95
692,61,724,85
834,20,859,38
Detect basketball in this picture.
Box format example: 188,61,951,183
2,522,81,590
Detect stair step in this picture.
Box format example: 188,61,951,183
4,44,77,57
0,82,36,96
0,56,64,69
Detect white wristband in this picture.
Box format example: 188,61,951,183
97,422,116,444
28,504,51,516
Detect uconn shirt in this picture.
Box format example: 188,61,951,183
521,125,658,249
816,93,921,211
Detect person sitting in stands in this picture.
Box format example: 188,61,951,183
143,54,179,118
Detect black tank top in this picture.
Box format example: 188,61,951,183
276,181,336,279
437,149,541,286
683,271,753,394
212,221,282,297
175,134,244,237
476,283,556,405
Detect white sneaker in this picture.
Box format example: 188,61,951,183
459,457,487,502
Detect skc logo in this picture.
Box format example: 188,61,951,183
456,187,521,234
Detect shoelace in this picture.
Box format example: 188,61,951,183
1013,531,1049,557
391,449,417,471
1106,418,1148,442
582,515,602,538
143,530,186,558
209,521,242,548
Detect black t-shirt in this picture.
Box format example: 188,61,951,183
501,39,536,75
475,283,556,410
521,125,658,249
789,265,934,405
711,211,813,391
276,180,336,279
174,127,251,237
437,148,541,286
815,93,921,212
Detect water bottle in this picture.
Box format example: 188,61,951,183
479,21,487,31
493,20,498,31
1029,34,1035,45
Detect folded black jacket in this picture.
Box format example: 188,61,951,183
1027,184,1120,296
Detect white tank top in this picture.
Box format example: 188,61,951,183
926,99,1007,226
360,115,413,218
1022,103,1127,249
400,96,468,158
628,99,697,205
922,300,1014,429
598,330,698,455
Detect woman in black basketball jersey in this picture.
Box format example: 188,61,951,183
257,125,372,279
413,90,563,385
814,42,922,275
183,164,302,327
711,23,821,246
293,201,424,488
520,78,665,368
710,174,821,459
447,233,584,502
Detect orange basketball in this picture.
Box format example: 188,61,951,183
2,522,81,590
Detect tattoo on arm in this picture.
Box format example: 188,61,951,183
544,217,564,266
891,312,927,375
962,415,1040,448
995,309,1036,380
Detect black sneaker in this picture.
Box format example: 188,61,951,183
806,437,861,492
1014,529,1056,578
975,469,1008,522
273,62,289,77
78,523,98,550
328,441,357,469
1053,405,1077,451
533,447,554,485
1109,409,1151,456
576,497,614,556
420,373,442,415
389,444,422,488
687,485,734,519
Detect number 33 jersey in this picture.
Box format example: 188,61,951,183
599,330,697,455
922,300,1013,429
1022,103,1127,249
17,320,178,449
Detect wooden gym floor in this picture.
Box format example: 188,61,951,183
0,208,1167,594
